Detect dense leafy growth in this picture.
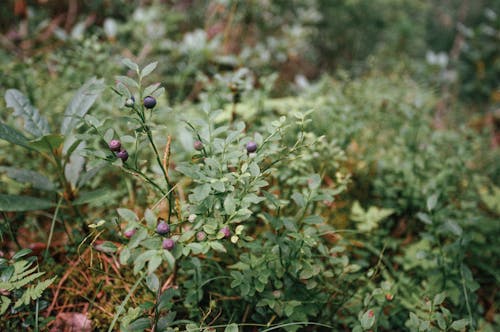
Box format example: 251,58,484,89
0,1,499,331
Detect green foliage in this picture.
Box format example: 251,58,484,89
0,249,55,315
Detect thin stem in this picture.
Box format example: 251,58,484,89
44,196,64,260
108,272,146,332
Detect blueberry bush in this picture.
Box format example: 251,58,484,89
0,1,499,331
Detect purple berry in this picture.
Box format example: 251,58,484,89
246,141,257,153
220,226,231,239
194,140,204,151
162,238,175,250
196,231,206,241
156,221,170,235
109,139,121,152
116,149,129,162
143,96,157,109
124,228,136,238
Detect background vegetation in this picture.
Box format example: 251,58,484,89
0,0,499,331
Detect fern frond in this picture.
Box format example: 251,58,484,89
14,276,56,309
0,295,11,315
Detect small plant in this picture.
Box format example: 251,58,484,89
0,249,56,328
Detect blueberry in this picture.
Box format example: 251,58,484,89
156,220,170,235
143,96,157,109
124,228,136,238
246,141,257,153
162,238,175,250
109,139,121,152
220,226,231,239
116,149,129,162
125,96,135,107
194,140,204,151
196,231,206,241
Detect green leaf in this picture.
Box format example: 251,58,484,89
145,273,159,292
0,166,56,191
426,193,439,212
0,194,55,211
116,75,139,89
117,208,139,223
209,241,226,253
450,319,468,331
151,87,165,99
360,310,376,329
60,77,104,135
119,247,131,265
224,195,236,215
122,58,139,72
433,292,446,306
224,323,239,332
95,241,118,254
291,192,305,208
162,249,175,268
303,215,323,225
12,249,33,260
73,188,110,205
29,134,64,152
0,122,34,150
141,62,158,78
127,318,151,331
148,254,162,275
5,89,50,137
190,184,211,202
0,296,11,315
143,82,161,97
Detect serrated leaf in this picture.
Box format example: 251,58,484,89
0,194,55,211
0,122,34,150
60,77,104,135
141,62,158,78
0,167,56,191
5,89,50,137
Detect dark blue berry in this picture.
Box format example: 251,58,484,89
162,238,175,250
124,228,136,238
194,140,204,151
116,149,129,162
143,96,157,109
246,141,257,153
109,139,121,152
156,221,170,235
